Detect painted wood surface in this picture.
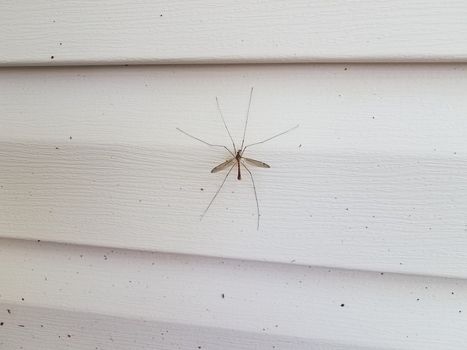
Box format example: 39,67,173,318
1,64,466,280
2,0,467,65
1,238,467,350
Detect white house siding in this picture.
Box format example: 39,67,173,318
1,1,467,349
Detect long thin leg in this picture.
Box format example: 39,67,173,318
201,163,236,221
242,124,299,155
176,127,235,157
240,87,254,150
241,162,260,230
216,97,237,152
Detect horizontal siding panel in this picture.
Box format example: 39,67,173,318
1,64,467,278
1,238,466,349
2,305,368,350
2,0,467,65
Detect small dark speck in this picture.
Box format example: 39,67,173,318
198,347,201,349
7,309,11,314
50,56,54,59
221,293,225,299
380,272,384,275
344,67,348,71
104,255,108,260
452,291,455,295
18,324,25,327
400,262,403,265
459,310,462,313
0,322,4,326
40,325,43,328
160,14,163,17
69,136,72,140
200,188,204,191
298,144,302,148
416,298,420,301
55,147,59,150
37,240,41,242
67,334,71,338
21,298,24,301
340,303,345,307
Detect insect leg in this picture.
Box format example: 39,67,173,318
201,163,236,221
216,97,237,153
176,127,235,157
240,87,254,150
241,124,299,155
241,162,260,230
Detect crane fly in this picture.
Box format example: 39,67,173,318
177,88,298,229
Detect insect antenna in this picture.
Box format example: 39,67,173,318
240,87,254,150
242,124,299,154
216,97,237,152
241,162,260,230
176,127,235,157
201,163,236,221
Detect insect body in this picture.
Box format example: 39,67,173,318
177,88,298,229
212,150,270,181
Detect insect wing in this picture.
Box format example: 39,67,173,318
243,157,270,168
211,158,235,173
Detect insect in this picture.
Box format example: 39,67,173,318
177,88,298,229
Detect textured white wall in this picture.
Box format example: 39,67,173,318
2,0,467,65
1,1,467,349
